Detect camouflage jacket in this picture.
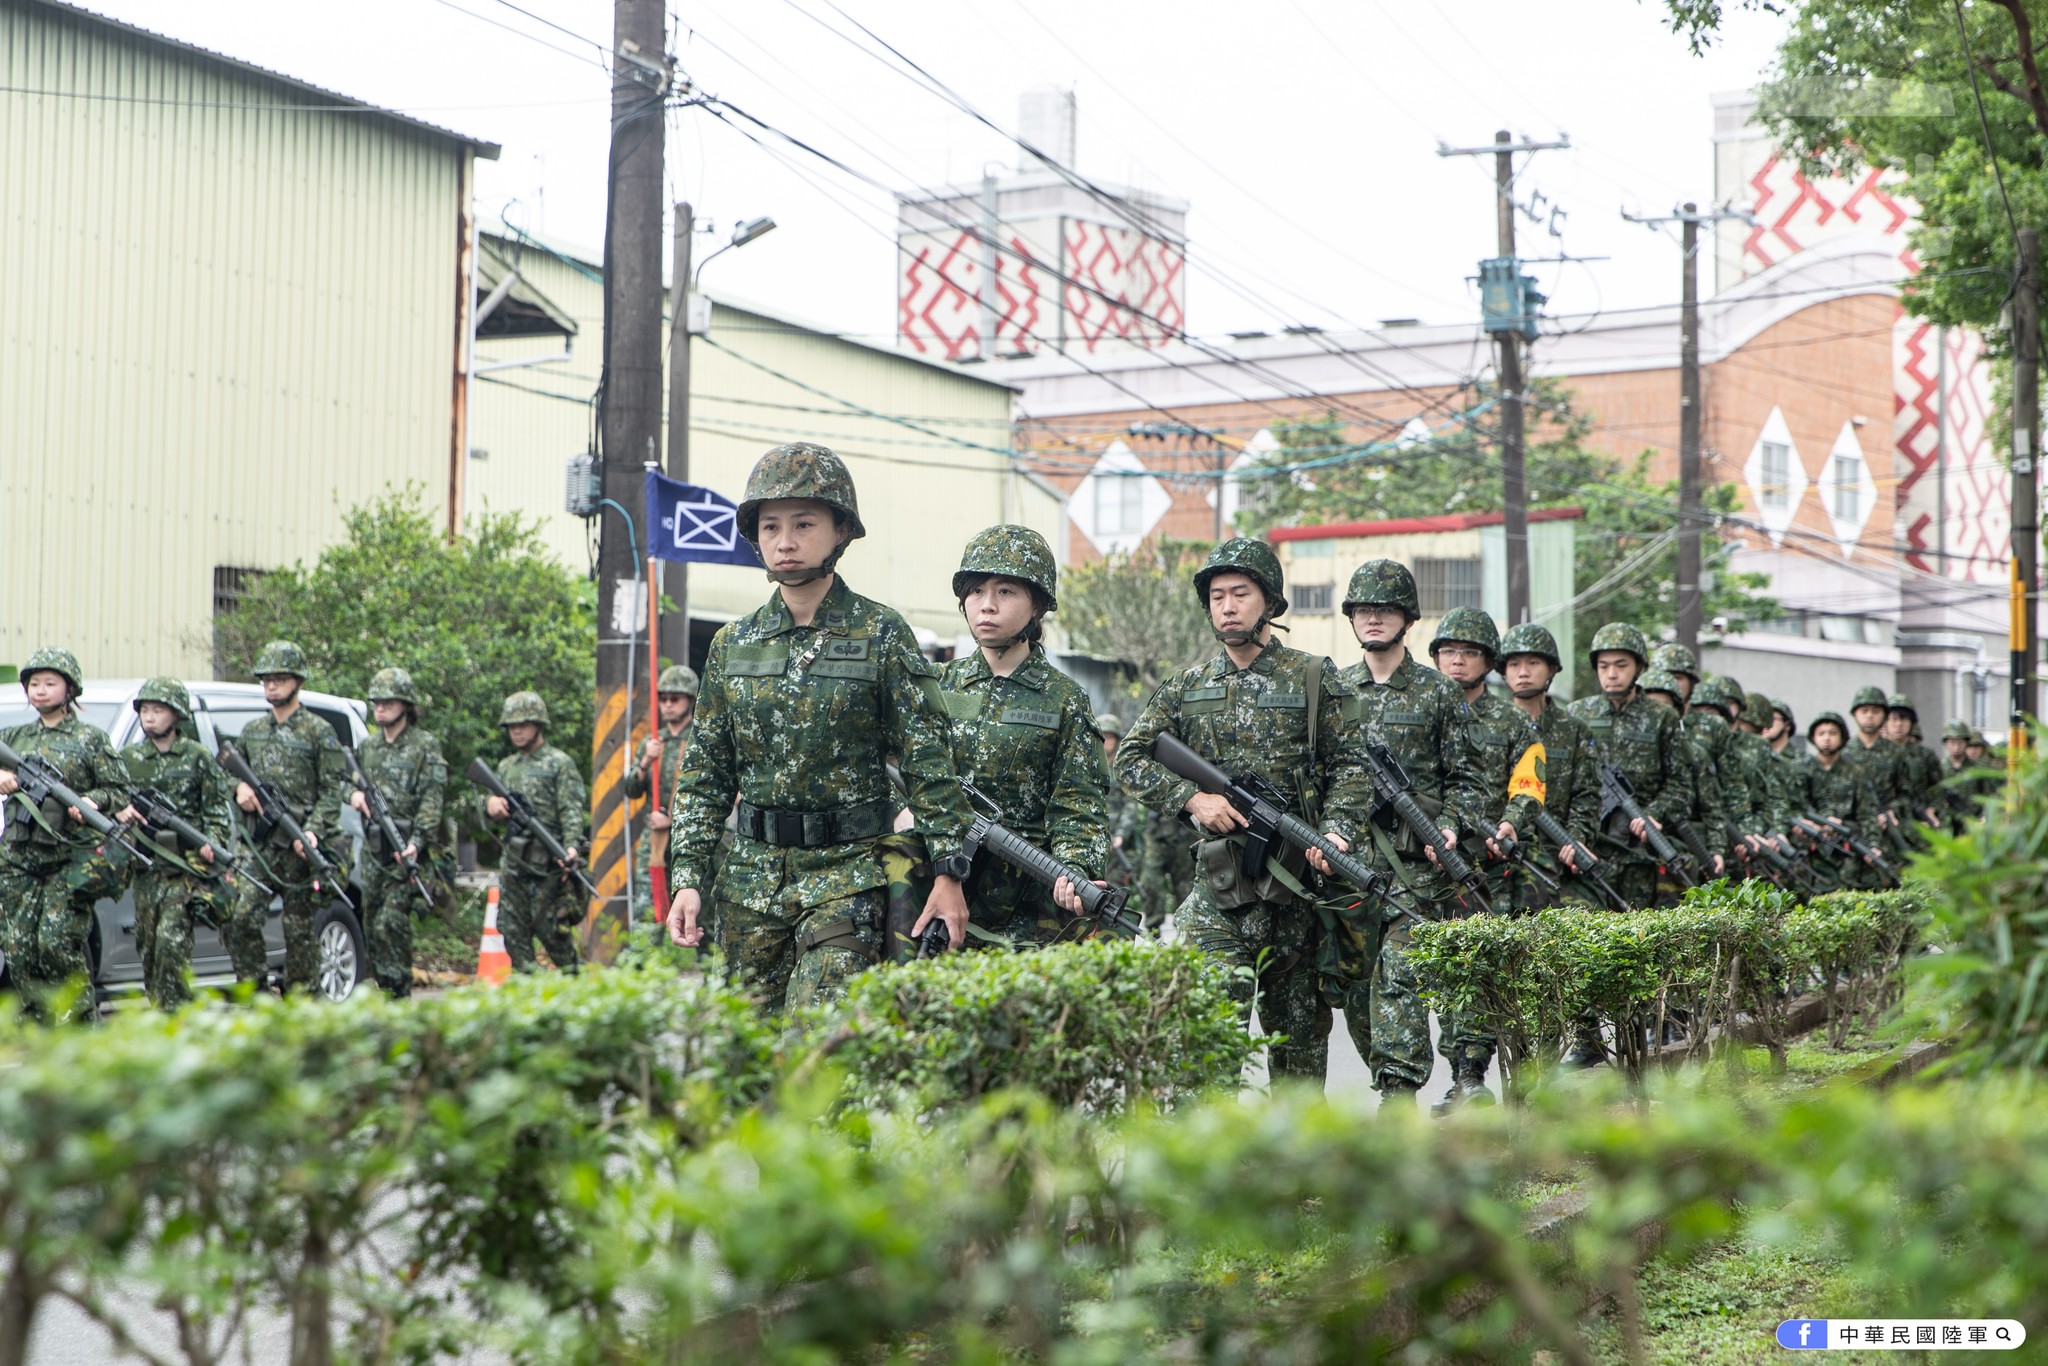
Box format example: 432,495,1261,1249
1567,689,1695,860
1119,636,1368,843
1729,730,1790,832
668,577,970,909
120,734,235,867
357,724,447,853
2,713,129,856
1786,753,1882,844
482,743,587,877
232,706,346,850
940,645,1107,876
1842,735,1907,816
1463,688,1527,826
1501,697,1601,865
623,722,692,802
1675,726,1729,857
1683,711,1750,841
1894,740,1944,818
1340,653,1491,845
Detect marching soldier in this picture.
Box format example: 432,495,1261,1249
1649,643,1701,709
479,691,587,974
1642,670,1727,888
1842,684,1908,832
1488,622,1607,912
1673,676,1744,874
226,641,347,995
1883,694,1944,830
349,668,446,998
1566,623,1693,911
1767,699,1808,763
113,678,235,1009
1786,712,1886,890
623,664,698,920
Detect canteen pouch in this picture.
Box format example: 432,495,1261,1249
1197,833,1310,911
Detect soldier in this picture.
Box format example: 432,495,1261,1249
1883,694,1944,831
1734,689,1800,875
665,443,972,1013
1566,624,1694,912
1767,699,1808,763
112,678,235,1009
940,525,1108,948
1332,559,1490,1102
1487,622,1608,911
1703,676,1784,870
1680,676,1749,873
1786,712,1886,890
349,668,446,998
479,691,587,974
623,664,698,920
1096,714,1142,890
1940,718,1980,830
1842,683,1908,833
1117,538,1368,1085
225,641,347,995
0,648,129,1021
1642,670,1727,886
1649,643,1701,709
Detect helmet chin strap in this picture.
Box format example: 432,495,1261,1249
1510,683,1550,699
762,536,848,586
1213,612,1277,647
1361,622,1408,654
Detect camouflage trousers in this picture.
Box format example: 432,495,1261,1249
1324,849,1469,1090
359,860,425,997
133,870,223,1010
0,847,113,1021
1139,827,1197,926
1610,861,1663,911
965,862,1065,950
715,884,883,1014
1174,882,1329,1084
227,849,324,992
500,868,583,974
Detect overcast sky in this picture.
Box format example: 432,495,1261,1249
78,0,1791,340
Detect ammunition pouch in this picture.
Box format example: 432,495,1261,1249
796,907,881,964
1196,833,1310,911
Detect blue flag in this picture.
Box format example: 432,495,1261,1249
644,470,764,568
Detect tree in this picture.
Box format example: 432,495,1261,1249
1057,539,1215,709
213,485,597,835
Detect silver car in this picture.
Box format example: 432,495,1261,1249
0,679,372,1007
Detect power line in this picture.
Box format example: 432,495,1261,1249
425,0,610,70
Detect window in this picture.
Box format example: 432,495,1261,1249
1759,440,1789,510
1294,583,1334,613
1415,557,1483,614
1831,451,1862,522
1093,473,1142,536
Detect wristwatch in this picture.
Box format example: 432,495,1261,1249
932,853,973,882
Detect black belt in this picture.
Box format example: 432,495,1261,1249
736,797,894,849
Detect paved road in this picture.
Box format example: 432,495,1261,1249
1247,1007,1499,1110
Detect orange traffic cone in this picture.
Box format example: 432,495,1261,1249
475,883,512,986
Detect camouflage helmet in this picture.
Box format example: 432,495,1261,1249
366,666,419,705
1771,697,1796,727
1885,691,1917,718
1341,559,1418,619
1716,673,1746,701
1587,622,1650,670
1850,684,1889,712
1429,606,1501,663
1640,668,1684,700
20,646,83,695
1193,538,1288,619
657,665,700,697
252,640,309,680
736,442,865,543
1650,643,1700,681
1095,713,1125,738
1692,675,1738,714
499,691,549,727
133,676,192,721
953,525,1058,611
1808,710,1850,741
1498,622,1563,671
1969,729,1991,747
1942,718,1973,740
1742,690,1774,728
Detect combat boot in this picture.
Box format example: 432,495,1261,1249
1430,1057,1497,1116
1375,1072,1421,1107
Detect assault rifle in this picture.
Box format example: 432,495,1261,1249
960,780,1147,939
125,784,272,895
1360,741,1493,913
1792,816,1899,886
1596,764,1696,889
916,917,952,958
344,747,434,907
1668,814,1718,872
1526,808,1629,912
0,738,153,866
218,744,336,892
1493,834,1562,898
467,757,598,898
1748,833,1825,895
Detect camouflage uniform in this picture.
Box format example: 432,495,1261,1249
1675,678,1744,863
1498,624,1604,912
1097,715,1143,892
1887,694,1945,828
354,668,446,997
226,642,347,993
1641,672,1725,897
1841,684,1909,820
669,444,970,1014
1336,564,1491,1091
1116,540,1369,1085
0,649,129,1019
623,665,698,919
1786,713,1886,890
119,678,236,1009
1567,625,1694,909
480,692,587,974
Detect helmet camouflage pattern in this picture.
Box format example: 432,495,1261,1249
1498,621,1563,670
1716,673,1746,701
1651,643,1700,680
1771,697,1796,726
1095,713,1125,738
1341,558,1418,618
1692,676,1738,713
499,691,549,727
1429,606,1501,662
1193,538,1288,618
252,640,309,679
736,442,865,543
133,675,191,720
1886,691,1917,717
1942,718,1973,740
1809,710,1849,740
1742,690,1773,727
366,666,419,705
1640,668,1683,699
21,646,83,694
1587,622,1649,670
953,524,1059,611
658,665,700,697
1850,684,1889,711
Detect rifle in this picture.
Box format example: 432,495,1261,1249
467,756,598,898
1493,834,1562,898
1669,814,1717,871
126,784,273,895
344,747,435,907
0,738,154,867
916,916,952,958
959,780,1147,939
217,743,336,892
1360,740,1493,913
1749,833,1824,895
1597,764,1697,888
1527,808,1629,912
1793,816,1899,886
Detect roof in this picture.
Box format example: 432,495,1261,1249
1269,507,1584,542
24,0,502,158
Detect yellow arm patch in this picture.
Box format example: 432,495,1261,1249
1509,742,1548,804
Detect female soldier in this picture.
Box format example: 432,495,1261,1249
665,443,972,1010
939,526,1109,947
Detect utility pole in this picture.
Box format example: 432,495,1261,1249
2012,227,2040,760
664,200,693,664
593,0,667,944
1439,131,1569,626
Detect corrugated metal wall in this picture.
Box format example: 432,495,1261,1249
1,0,464,678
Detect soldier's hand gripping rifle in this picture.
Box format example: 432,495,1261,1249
125,784,274,896
1792,816,1899,886
1597,764,1697,889
344,747,434,907
1526,807,1629,911
1668,814,1718,872
466,757,598,898
0,738,154,867
1493,833,1562,898
1361,740,1493,913
1749,831,1824,895
958,780,1147,939
218,743,335,892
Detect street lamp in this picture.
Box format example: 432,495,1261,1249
693,215,777,290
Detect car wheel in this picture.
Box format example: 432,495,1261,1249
311,903,366,1002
